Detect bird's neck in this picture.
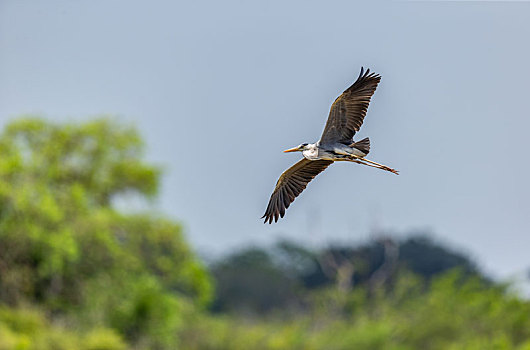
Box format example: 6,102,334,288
302,143,319,160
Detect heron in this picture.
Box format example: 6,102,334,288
262,67,398,224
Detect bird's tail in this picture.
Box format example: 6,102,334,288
351,137,370,155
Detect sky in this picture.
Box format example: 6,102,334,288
1,0,529,282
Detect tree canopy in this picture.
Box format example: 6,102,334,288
0,117,212,349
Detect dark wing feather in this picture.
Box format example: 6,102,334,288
320,67,381,145
262,158,333,224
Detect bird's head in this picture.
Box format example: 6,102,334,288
283,143,309,153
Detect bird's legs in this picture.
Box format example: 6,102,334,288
359,157,389,168
348,156,399,175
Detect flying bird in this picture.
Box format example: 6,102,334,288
262,67,398,224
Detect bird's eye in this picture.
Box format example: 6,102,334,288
301,143,308,147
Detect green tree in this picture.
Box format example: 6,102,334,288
0,117,212,349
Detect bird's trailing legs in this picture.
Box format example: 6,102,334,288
361,158,399,174
348,156,399,175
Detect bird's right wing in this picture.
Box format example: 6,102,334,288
262,158,333,224
320,67,381,145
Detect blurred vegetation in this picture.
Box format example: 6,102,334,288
0,117,528,349
0,118,211,349
182,271,530,350
210,237,483,314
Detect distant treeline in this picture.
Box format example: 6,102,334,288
209,235,483,314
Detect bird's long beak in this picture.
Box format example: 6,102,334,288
283,146,300,153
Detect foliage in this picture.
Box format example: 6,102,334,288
181,271,530,350
0,306,126,350
211,247,303,313
210,237,482,314
0,117,212,349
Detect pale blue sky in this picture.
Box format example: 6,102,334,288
1,0,529,279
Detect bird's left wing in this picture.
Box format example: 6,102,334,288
262,158,333,224
320,67,381,145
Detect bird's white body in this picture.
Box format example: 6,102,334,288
302,142,367,161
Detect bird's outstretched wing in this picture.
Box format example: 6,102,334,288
262,158,333,224
320,67,381,145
